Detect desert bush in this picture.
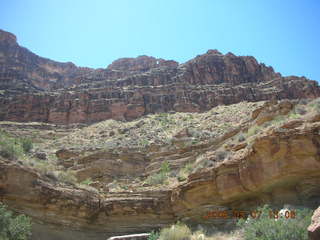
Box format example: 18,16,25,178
237,204,313,240
161,161,170,173
146,172,167,185
246,125,261,137
159,223,192,240
140,138,149,148
216,150,228,161
298,99,309,105
78,184,99,194
191,229,243,240
146,161,171,185
0,131,33,160
178,162,194,181
192,159,215,174
0,203,32,240
148,230,160,240
57,170,77,185
237,133,245,142
0,141,18,160
294,105,307,115
21,138,33,153
289,112,301,119
308,98,320,112
81,178,93,185
271,115,286,124
32,161,55,176
191,139,199,145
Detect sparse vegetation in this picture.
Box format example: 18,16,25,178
157,222,243,240
145,171,167,185
237,204,313,240
148,230,160,240
159,222,191,240
308,98,320,111
0,203,32,240
46,101,263,151
161,160,170,173
146,161,171,185
0,130,29,160
81,178,93,185
154,204,313,240
216,150,228,161
246,125,262,138
139,138,149,148
293,105,307,115
0,98,319,239
178,162,193,181
57,170,77,185
32,161,56,176
237,133,245,142
21,138,33,153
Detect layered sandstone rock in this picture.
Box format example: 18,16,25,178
0,29,319,124
1,100,320,239
0,159,174,240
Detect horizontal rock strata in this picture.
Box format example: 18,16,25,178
0,29,319,124
1,100,320,239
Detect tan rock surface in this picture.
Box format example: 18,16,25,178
0,100,320,239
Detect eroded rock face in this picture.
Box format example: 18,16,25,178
0,159,174,239
1,100,320,239
0,29,319,124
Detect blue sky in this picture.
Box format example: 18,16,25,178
1,0,320,82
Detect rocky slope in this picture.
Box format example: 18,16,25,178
0,29,319,124
1,98,320,239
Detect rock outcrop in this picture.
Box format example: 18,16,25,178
0,29,319,124
1,99,320,239
0,158,174,240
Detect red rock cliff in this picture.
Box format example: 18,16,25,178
0,29,319,124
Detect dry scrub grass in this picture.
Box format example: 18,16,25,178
49,101,264,151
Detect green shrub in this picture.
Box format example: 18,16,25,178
271,115,286,125
0,141,18,160
216,150,228,161
289,112,301,119
159,223,191,240
148,230,160,240
0,203,32,240
308,99,320,112
191,139,199,145
178,163,193,181
57,170,77,185
146,161,172,185
161,161,170,174
238,133,245,142
140,138,149,148
293,105,307,115
237,204,313,240
146,172,167,185
298,99,309,105
21,138,33,153
0,130,33,160
81,178,93,185
246,125,262,137
156,113,175,127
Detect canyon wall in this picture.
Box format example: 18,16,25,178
1,29,319,124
